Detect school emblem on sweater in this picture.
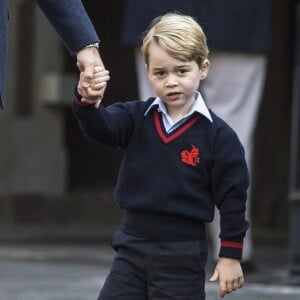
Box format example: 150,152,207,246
181,144,200,167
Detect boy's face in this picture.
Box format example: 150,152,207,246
146,42,209,116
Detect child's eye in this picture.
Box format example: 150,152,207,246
154,71,165,77
178,69,188,74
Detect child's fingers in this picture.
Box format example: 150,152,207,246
77,84,106,101
93,72,110,82
209,269,218,282
78,79,107,94
92,74,110,85
92,82,107,90
232,279,239,291
77,66,109,102
94,68,110,78
93,66,105,73
91,71,110,90
226,276,244,292
219,280,227,297
239,276,245,288
86,85,107,97
219,277,243,297
94,99,102,109
226,280,234,293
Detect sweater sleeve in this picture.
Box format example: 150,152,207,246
72,93,134,150
210,125,249,260
36,0,99,55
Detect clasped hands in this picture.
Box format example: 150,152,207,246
76,47,110,108
77,66,109,108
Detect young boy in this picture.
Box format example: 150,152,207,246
73,13,249,299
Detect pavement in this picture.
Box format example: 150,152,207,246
0,225,300,300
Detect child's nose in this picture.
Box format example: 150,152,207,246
165,74,178,87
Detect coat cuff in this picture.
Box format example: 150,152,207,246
219,240,243,260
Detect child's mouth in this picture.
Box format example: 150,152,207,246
167,92,181,101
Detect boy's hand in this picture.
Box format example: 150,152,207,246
77,66,110,108
209,258,244,298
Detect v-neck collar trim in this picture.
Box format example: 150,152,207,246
144,92,213,123
153,110,200,144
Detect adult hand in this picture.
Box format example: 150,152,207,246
76,47,105,102
77,66,110,109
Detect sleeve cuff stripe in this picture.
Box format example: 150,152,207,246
74,96,90,107
221,241,243,249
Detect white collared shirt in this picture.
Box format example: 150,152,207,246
144,91,213,133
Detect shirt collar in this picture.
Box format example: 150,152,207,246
144,91,213,123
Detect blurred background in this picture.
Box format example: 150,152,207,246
0,0,299,276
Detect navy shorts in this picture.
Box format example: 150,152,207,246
98,230,208,300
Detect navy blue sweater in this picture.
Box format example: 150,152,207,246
73,96,249,260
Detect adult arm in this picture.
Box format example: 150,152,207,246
36,0,104,100
36,0,99,55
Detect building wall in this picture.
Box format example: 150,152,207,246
0,1,131,226
0,0,67,199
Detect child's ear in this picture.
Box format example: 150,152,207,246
199,59,210,80
145,64,152,80
145,63,149,73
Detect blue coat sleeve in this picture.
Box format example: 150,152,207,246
36,0,99,55
0,0,8,108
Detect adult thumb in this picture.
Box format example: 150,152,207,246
81,64,93,88
76,61,84,72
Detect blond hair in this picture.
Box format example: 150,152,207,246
141,13,209,66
